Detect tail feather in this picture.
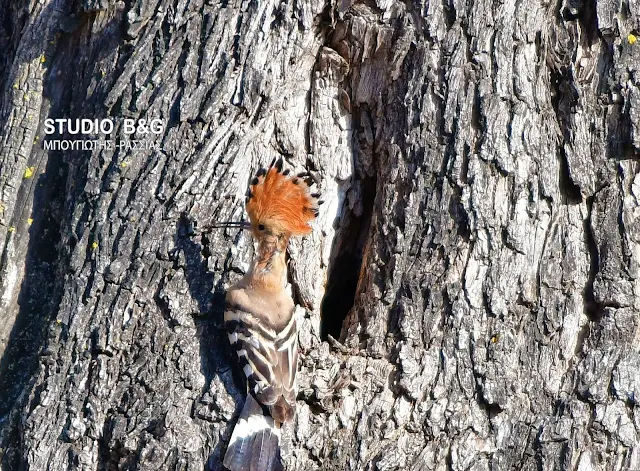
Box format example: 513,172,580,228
224,394,283,471
250,428,279,471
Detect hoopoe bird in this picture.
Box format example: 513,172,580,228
221,158,319,471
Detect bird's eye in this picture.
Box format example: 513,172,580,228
258,224,265,231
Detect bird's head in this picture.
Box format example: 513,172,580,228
207,159,320,289
244,158,319,247
207,158,320,259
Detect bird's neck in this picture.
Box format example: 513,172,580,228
248,236,288,292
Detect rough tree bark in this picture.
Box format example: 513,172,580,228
1,0,639,469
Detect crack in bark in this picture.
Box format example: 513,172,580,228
583,196,603,322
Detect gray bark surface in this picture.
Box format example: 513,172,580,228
0,0,639,470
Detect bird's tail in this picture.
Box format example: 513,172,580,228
223,393,284,471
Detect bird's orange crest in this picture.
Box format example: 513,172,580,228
246,159,320,236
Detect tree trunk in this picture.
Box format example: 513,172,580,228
1,0,639,469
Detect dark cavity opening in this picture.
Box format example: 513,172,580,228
320,176,376,341
583,196,604,322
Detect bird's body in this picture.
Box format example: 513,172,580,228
222,159,318,471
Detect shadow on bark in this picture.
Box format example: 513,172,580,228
172,221,241,470
0,151,66,467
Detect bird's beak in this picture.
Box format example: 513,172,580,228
202,221,251,232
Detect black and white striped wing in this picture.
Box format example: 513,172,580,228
225,307,298,421
273,313,298,418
